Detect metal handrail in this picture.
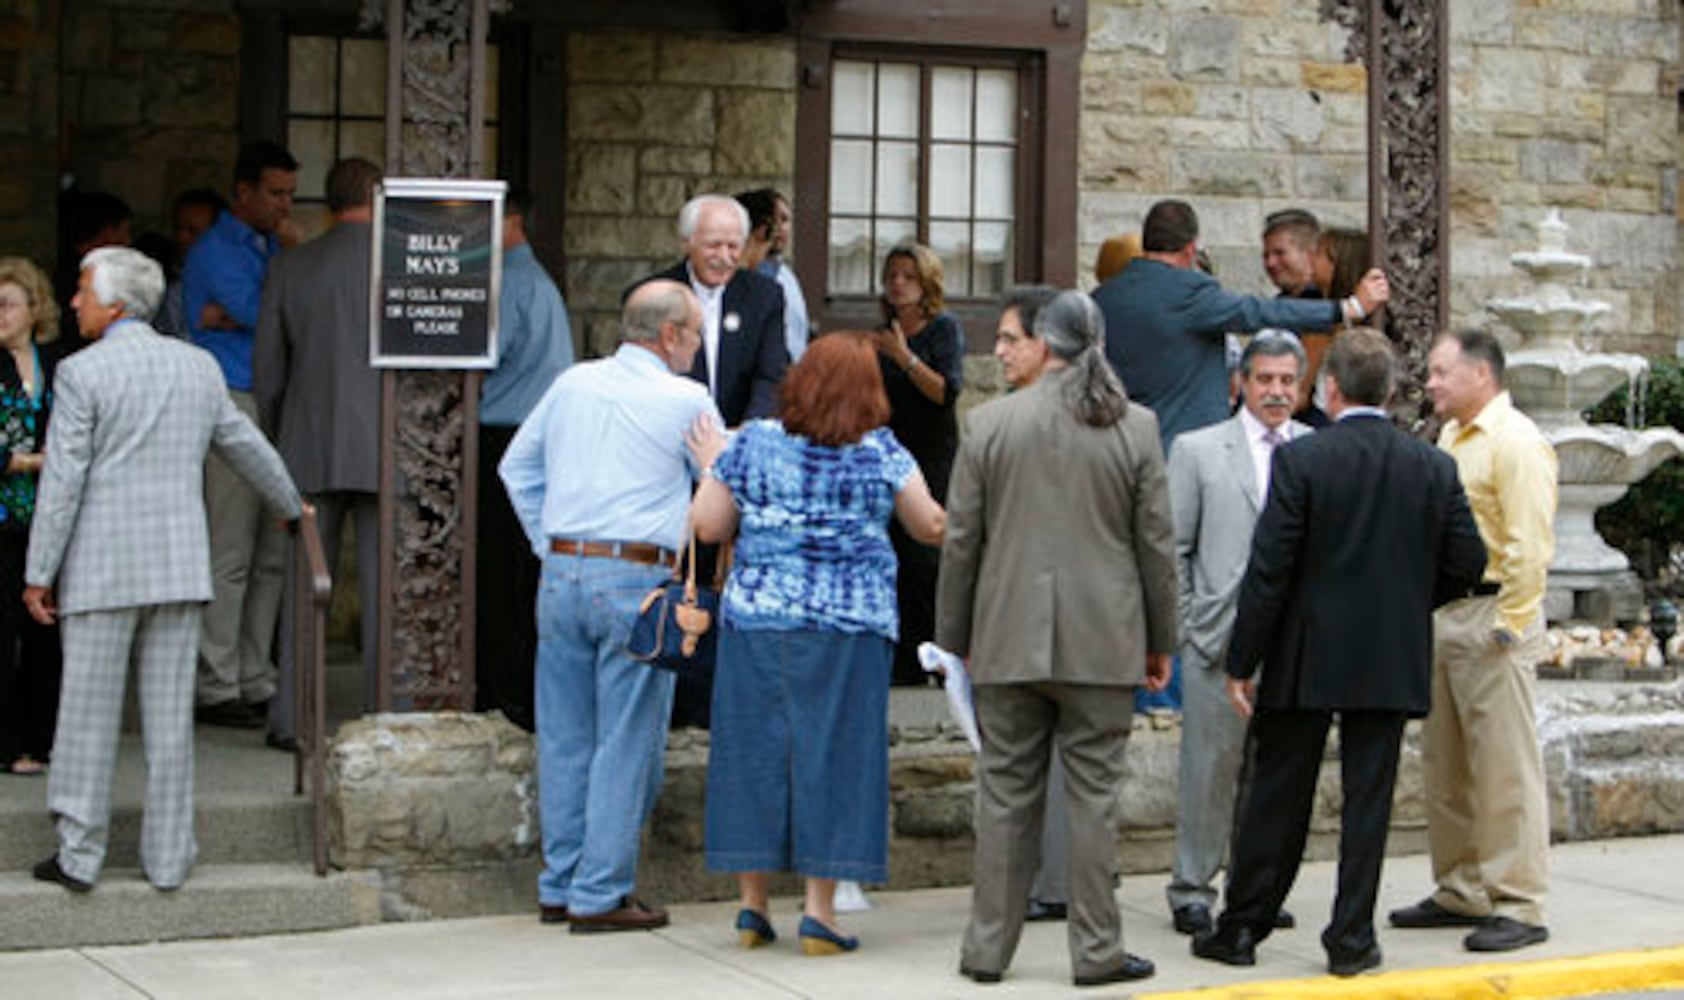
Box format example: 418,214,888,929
291,506,333,876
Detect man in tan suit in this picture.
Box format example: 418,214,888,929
939,290,1177,988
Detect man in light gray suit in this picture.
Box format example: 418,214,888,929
939,291,1177,988
254,157,383,749
1164,330,1311,937
25,247,302,892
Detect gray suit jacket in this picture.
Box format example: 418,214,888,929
26,321,302,615
253,221,380,494
936,369,1178,687
1167,414,1310,669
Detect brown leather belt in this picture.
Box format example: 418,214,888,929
549,538,676,569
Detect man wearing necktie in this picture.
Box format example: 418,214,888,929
1191,329,1486,978
1162,330,1312,938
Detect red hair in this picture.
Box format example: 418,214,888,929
779,332,891,446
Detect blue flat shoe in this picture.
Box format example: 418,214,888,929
798,914,858,955
736,908,776,948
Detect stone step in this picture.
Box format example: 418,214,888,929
0,863,382,952
0,793,311,871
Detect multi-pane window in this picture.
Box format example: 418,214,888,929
827,57,1020,300
285,35,500,239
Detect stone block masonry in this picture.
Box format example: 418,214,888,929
563,30,796,357
1077,0,1682,355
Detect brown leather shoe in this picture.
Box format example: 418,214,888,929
539,903,568,924
568,896,669,934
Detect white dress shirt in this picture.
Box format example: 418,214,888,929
686,267,725,398
1238,406,1296,502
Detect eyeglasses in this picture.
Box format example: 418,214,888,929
0,298,30,313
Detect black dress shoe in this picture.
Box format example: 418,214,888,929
1274,907,1296,929
1172,902,1213,935
1464,916,1548,952
1074,953,1154,986
1191,926,1256,967
266,732,299,753
1389,897,1483,928
195,700,264,729
1328,944,1382,977
33,855,92,893
539,903,568,924
1025,898,1067,922
959,964,1002,984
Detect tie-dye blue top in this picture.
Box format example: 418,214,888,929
713,420,916,640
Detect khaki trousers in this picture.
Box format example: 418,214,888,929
963,682,1134,980
196,390,287,706
1422,595,1549,925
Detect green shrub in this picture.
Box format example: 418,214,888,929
1586,355,1684,585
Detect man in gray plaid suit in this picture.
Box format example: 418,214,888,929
24,247,302,892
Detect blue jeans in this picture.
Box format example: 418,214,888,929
1134,653,1183,713
534,552,675,916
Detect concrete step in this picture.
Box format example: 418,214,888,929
0,725,312,871
0,862,382,951
0,793,310,871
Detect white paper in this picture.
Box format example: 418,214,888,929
918,641,981,753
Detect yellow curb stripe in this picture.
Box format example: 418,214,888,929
1139,946,1684,1000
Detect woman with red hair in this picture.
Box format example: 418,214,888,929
689,332,946,956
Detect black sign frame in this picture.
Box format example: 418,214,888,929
369,178,505,369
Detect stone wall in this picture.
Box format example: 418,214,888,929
0,0,62,266
1077,1,1683,356
563,29,797,358
60,0,241,239
1078,2,1370,293
1448,0,1681,354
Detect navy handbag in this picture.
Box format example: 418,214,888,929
627,533,729,677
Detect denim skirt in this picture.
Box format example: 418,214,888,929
704,625,892,882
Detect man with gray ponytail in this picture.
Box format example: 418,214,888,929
938,290,1177,988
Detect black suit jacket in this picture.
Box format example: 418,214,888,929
1224,414,1486,716
641,263,788,426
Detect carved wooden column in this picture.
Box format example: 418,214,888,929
1324,0,1450,421
367,0,496,710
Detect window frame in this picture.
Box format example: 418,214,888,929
824,47,1039,305
794,1,1084,351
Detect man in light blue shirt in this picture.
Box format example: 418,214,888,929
477,188,575,731
180,140,300,727
500,279,720,933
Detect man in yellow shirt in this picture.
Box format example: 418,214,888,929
1390,328,1558,953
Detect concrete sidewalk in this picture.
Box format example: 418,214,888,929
4,834,1683,999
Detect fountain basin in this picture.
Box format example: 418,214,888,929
1550,425,1684,486
1488,298,1612,353
1507,349,1649,431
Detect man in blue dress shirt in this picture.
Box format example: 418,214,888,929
181,140,299,728
500,279,720,933
477,188,575,732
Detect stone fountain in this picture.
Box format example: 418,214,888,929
1486,209,1684,623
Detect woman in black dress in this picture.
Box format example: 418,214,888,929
869,243,965,686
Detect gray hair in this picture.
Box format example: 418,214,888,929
1240,328,1307,376
81,246,164,321
622,281,694,343
1035,290,1129,427
678,194,750,242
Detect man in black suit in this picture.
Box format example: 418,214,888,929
1190,328,1487,978
639,193,788,426
635,194,789,729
